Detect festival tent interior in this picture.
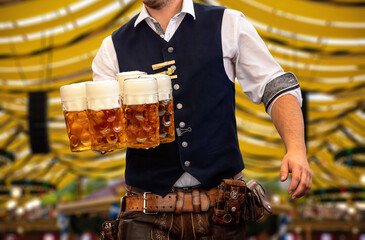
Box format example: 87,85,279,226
0,0,364,239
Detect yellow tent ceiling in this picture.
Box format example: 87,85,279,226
0,0,364,209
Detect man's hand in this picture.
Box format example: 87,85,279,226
280,151,312,200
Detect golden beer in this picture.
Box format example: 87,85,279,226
86,80,125,152
123,103,159,148
64,110,91,152
88,108,124,151
158,99,175,143
140,74,175,143
60,82,91,152
123,77,160,149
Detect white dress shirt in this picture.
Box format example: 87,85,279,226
92,0,302,187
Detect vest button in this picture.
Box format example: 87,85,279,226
179,122,185,128
173,84,180,90
182,141,188,148
176,103,183,109
168,47,174,53
184,161,190,167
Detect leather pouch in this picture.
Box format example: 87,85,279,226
212,179,247,226
242,180,272,222
101,217,119,240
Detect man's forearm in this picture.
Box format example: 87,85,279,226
270,94,306,154
270,94,311,199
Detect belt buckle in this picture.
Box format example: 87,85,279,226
143,192,158,214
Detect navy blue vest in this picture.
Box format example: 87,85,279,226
112,2,244,196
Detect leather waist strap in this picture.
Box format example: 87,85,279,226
123,188,218,214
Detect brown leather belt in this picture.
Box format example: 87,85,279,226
122,187,218,214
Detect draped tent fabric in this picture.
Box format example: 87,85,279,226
0,0,364,213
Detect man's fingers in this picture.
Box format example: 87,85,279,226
291,168,312,199
280,160,289,182
291,172,307,199
305,170,312,194
288,168,302,194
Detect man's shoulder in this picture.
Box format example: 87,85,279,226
224,8,246,18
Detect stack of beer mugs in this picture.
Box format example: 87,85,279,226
60,71,175,153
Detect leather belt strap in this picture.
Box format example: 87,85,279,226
192,189,201,213
175,190,184,214
123,188,218,214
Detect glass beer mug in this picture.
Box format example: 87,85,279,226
123,77,160,149
85,80,125,152
141,74,175,143
116,71,147,98
60,82,91,152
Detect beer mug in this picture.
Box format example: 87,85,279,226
85,80,125,152
60,82,91,152
123,77,160,149
116,71,147,98
141,75,175,143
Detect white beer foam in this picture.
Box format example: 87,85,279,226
156,74,172,100
60,82,89,111
158,92,171,101
62,100,87,112
87,98,120,111
124,95,158,105
86,80,121,111
116,71,147,95
86,80,119,98
140,74,172,100
60,82,88,100
123,77,158,105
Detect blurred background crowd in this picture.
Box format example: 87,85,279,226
0,0,364,239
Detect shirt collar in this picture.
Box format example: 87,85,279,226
134,0,196,27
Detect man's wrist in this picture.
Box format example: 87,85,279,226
285,146,307,156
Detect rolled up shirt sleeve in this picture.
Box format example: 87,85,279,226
263,73,302,115
222,9,302,116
